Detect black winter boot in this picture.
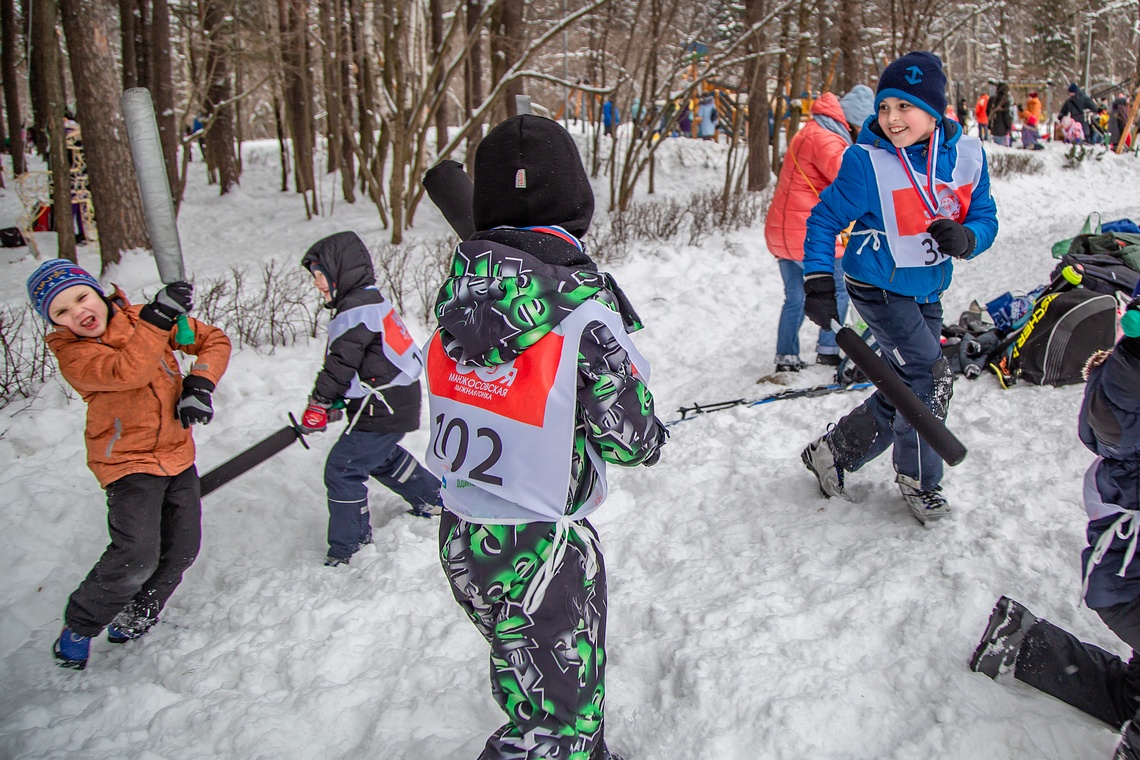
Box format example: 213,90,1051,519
970,596,1039,680
1115,720,1140,760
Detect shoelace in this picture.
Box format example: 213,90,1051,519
908,486,946,510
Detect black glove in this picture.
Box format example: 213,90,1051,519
140,282,193,331
641,419,670,467
803,274,840,330
177,375,214,428
927,219,976,259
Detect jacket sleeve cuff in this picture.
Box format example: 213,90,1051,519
182,374,216,393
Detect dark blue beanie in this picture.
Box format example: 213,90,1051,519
874,51,947,122
26,259,103,321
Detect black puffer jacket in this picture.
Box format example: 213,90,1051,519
302,231,422,433
987,83,1013,137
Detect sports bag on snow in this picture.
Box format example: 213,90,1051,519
1008,289,1117,386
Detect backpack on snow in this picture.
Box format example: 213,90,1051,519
1003,288,1117,386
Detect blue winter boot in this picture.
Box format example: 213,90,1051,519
107,605,156,643
53,628,91,670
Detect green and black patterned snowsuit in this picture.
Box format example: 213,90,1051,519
436,227,665,760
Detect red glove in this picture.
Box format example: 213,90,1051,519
300,397,332,433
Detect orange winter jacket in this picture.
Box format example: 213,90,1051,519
46,289,231,488
1023,96,1043,124
764,92,850,261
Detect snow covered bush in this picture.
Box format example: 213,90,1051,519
194,260,322,350
0,304,54,410
372,235,453,326
987,152,1045,178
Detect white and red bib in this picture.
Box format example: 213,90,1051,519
327,294,423,398
425,299,649,524
861,136,984,268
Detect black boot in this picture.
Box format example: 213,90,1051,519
970,596,1039,679
1116,720,1140,760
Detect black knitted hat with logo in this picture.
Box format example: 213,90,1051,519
874,51,948,122
472,115,594,238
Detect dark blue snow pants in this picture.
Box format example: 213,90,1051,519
828,279,954,491
324,430,441,560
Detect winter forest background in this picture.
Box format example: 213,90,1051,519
0,0,1137,273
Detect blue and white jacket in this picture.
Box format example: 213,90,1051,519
803,117,999,303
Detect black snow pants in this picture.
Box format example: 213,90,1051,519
64,466,202,637
1014,597,1140,729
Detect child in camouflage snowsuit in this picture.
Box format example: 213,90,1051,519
425,115,667,760
971,290,1140,760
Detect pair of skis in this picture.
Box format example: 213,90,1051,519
671,382,873,425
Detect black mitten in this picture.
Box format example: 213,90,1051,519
803,274,840,329
928,219,976,259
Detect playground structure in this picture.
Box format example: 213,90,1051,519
15,123,96,258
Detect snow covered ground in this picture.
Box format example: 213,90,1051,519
1,130,1138,759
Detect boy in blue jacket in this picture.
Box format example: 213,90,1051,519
799,51,998,524
970,293,1140,760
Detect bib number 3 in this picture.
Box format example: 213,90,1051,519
921,236,939,265
434,414,504,486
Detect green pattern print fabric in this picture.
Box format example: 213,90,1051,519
436,238,666,516
440,511,608,760
435,241,607,367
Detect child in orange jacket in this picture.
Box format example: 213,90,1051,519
27,259,231,670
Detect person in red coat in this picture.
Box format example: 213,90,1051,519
764,91,854,373
975,93,990,141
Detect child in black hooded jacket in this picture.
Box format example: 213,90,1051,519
300,231,441,566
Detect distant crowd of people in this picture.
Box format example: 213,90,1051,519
968,81,1135,151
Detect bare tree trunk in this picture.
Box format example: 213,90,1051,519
26,0,49,157
785,0,814,145
464,0,483,167
278,0,316,216
836,0,859,94
60,0,149,272
234,34,243,175
1,0,26,174
135,0,150,89
119,0,138,88
318,0,341,176
35,0,76,260
351,0,374,184
273,93,289,191
771,9,791,173
150,0,179,206
337,0,354,201
746,0,772,191
201,0,239,193
429,0,448,155
489,0,524,124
